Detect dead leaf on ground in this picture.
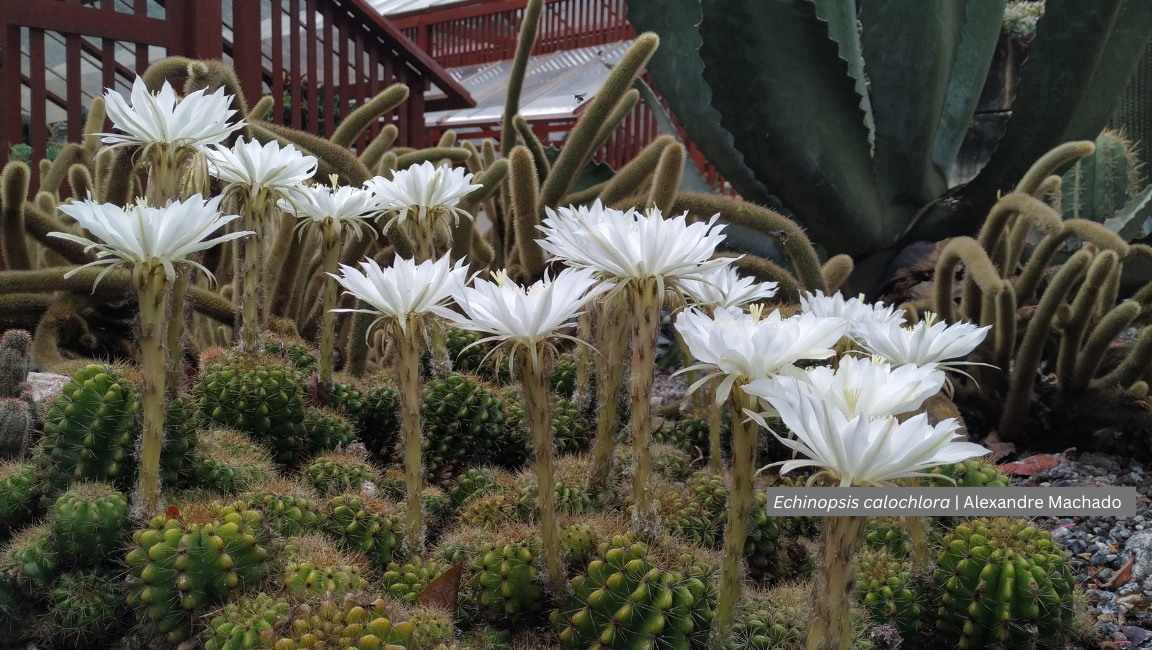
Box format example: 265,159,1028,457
999,454,1061,476
419,560,463,613
306,371,328,407
981,431,1016,462
1097,552,1135,591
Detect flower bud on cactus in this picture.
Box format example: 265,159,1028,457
125,502,270,644
269,593,414,650
471,535,543,624
241,480,324,537
0,523,58,594
933,518,1077,649
326,494,405,568
39,568,126,648
280,534,370,599
40,364,139,493
195,355,308,466
161,395,199,486
0,461,39,532
306,452,382,497
382,554,448,605
856,548,924,638
0,330,31,399
193,428,278,493
203,592,291,650
50,482,129,564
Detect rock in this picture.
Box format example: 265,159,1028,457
869,625,902,650
1124,625,1152,646
24,372,68,404
1127,529,1152,583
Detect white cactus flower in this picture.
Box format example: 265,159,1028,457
745,355,945,419
283,182,378,240
364,161,481,232
448,268,612,370
52,195,250,286
329,254,467,334
98,76,244,151
205,137,318,216
855,313,990,367
674,305,848,403
537,202,732,291
681,264,778,310
800,290,905,337
761,384,987,487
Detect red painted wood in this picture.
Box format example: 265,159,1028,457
29,28,46,190
66,33,82,143
272,0,284,124
306,0,320,135
232,0,264,110
290,0,302,129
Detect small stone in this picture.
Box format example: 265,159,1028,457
1126,529,1152,582
1123,626,1152,646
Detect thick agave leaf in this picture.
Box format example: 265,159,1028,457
1105,185,1152,242
908,0,1152,243
813,0,875,147
931,0,1011,176
697,0,888,257
624,0,773,207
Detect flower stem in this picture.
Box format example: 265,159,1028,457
708,381,723,474
712,385,755,648
806,515,866,650
239,209,264,354
629,278,661,538
903,479,930,578
396,317,424,552
518,351,565,595
586,294,628,497
429,320,451,376
165,267,189,399
136,266,170,516
675,330,699,408
574,311,591,408
319,223,341,386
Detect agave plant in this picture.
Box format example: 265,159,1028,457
627,0,1152,287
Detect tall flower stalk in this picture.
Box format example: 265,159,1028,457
330,255,467,551
675,305,847,648
758,378,987,650
538,201,730,536
448,268,610,594
51,196,249,514
206,138,317,353
283,179,377,385
585,291,628,496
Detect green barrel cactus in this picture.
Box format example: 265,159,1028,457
458,493,514,529
666,495,721,549
40,364,139,492
330,380,367,422
856,548,924,638
652,445,692,482
865,516,911,558
267,593,414,650
552,398,592,455
280,535,370,599
0,523,59,594
358,378,401,459
241,481,324,537
514,478,598,519
928,458,1012,487
1060,129,1143,224
551,534,715,650
0,461,39,532
656,416,710,453
422,326,486,376
450,468,502,507
470,536,543,624
422,372,505,479
559,523,595,566
934,518,1077,650
161,394,199,486
39,568,126,648
409,604,456,648
304,407,358,453
195,355,308,466
687,472,782,581
550,352,579,399
203,592,291,650
193,428,278,493
326,494,405,568
381,554,449,605
729,586,814,650
125,502,270,645
305,452,381,497
50,482,129,564
263,340,319,372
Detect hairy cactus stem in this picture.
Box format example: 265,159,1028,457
1016,141,1096,197
806,514,866,650
396,314,425,551
1057,250,1117,387
628,277,662,538
713,384,757,648
586,292,628,496
319,222,342,386
237,196,276,353
516,349,567,595
166,267,190,399
903,478,930,579
1070,301,1142,392
501,0,545,157
136,264,170,515
574,310,592,409
932,237,1000,324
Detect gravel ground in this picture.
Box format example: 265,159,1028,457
1016,452,1152,646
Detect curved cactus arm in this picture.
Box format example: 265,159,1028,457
41,144,93,197
1,162,32,271
625,0,772,206
330,84,409,149
1100,325,1152,389
822,254,854,294
248,96,274,123
1070,300,1142,391
933,237,1000,323
82,96,105,154
697,0,888,256
1057,250,1118,387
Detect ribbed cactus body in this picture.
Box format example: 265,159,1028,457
269,593,414,650
193,428,278,493
0,523,59,594
729,587,813,650
409,605,455,648
0,462,39,532
422,326,485,375
928,458,1011,487
652,446,692,481
450,468,501,507
552,398,591,455
241,483,324,537
40,364,138,492
422,373,505,478
195,357,307,466
304,407,357,453
203,592,290,650
471,537,542,624
280,535,370,599
865,516,911,557
551,534,715,650
359,380,401,459
1060,130,1142,223
50,482,129,564
264,341,318,372
125,504,270,644
326,494,405,567
686,472,782,580
0,398,35,461
40,568,126,648
305,452,381,496
458,493,514,529
550,352,579,399
0,330,31,399
381,554,448,605
161,395,199,486
330,381,366,422
856,548,924,638
514,478,598,519
656,416,710,453
933,518,1077,650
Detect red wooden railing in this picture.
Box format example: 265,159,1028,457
0,0,474,192
392,0,632,69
